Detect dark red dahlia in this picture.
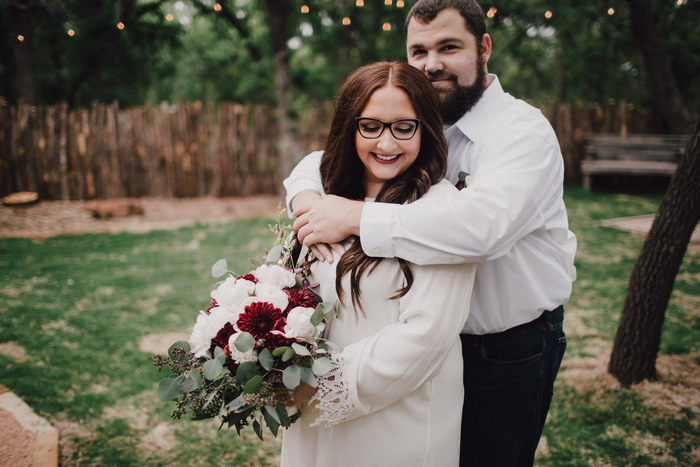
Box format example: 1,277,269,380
208,321,236,357
237,273,259,283
205,298,218,314
283,287,319,315
236,301,286,341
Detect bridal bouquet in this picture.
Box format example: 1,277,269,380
152,210,338,439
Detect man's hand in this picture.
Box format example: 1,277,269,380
293,195,364,262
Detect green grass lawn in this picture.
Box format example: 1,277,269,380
1,185,698,466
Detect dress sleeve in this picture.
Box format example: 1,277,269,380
360,132,565,264
311,260,477,427
283,150,325,217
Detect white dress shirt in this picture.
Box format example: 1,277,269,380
284,75,577,334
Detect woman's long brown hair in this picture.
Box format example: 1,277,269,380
320,61,447,315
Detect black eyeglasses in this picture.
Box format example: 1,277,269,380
355,117,421,140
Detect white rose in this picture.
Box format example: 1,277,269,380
254,283,289,312
227,333,259,364
284,306,323,342
211,276,255,311
254,264,296,288
189,307,239,358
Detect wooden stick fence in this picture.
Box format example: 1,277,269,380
0,98,663,201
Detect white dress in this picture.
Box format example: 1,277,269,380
280,180,477,467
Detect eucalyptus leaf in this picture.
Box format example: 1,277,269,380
262,407,280,437
282,347,296,362
226,395,243,411
213,346,225,359
259,348,274,371
211,259,228,278
253,419,263,440
263,405,281,424
243,374,263,394
291,342,311,356
202,358,224,380
236,361,260,384
158,376,182,402
312,356,332,376
202,389,219,409
179,370,202,392
310,305,324,327
233,332,255,352
276,405,290,426
168,340,191,359
300,366,318,388
272,346,291,357
283,364,301,390
266,244,284,263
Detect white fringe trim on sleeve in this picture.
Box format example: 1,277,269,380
309,352,359,427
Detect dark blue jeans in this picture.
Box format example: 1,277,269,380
459,306,566,467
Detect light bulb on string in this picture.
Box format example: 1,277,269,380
382,22,391,31
17,35,25,41
117,22,125,29
342,17,351,25
397,0,404,6
214,3,222,11
301,5,309,13
487,7,497,18
607,8,615,15
166,13,174,21
67,29,75,36
545,10,552,19
356,0,364,6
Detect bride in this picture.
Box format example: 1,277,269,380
280,61,476,466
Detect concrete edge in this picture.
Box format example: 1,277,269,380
0,384,59,467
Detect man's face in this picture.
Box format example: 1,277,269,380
406,8,490,124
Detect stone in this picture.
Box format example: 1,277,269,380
85,199,145,219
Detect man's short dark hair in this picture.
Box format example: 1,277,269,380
405,0,486,40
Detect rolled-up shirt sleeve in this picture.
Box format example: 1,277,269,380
283,150,325,217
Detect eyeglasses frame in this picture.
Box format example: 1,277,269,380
355,117,421,140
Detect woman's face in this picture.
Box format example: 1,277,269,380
355,85,421,198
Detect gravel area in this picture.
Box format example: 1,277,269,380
0,195,284,238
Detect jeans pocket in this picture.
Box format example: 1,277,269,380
480,322,544,365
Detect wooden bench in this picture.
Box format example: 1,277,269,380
581,134,690,190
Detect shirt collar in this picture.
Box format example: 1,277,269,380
446,74,503,143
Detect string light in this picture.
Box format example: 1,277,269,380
397,0,404,6
342,17,351,25
67,29,75,36
356,0,364,6
545,10,552,19
301,5,309,13
117,22,125,29
383,22,391,31
385,0,392,5
607,8,615,15
213,3,222,11
165,13,174,21
17,35,25,41
487,7,497,18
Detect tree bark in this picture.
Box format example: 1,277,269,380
263,0,298,195
608,119,700,386
625,0,692,134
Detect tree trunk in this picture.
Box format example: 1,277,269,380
263,0,298,195
11,0,37,104
608,119,700,386
625,0,692,134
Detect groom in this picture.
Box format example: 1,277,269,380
286,0,577,465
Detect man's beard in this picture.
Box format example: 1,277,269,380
428,55,487,125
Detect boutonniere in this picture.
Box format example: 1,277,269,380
455,171,473,190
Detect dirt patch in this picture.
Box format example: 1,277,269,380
0,342,28,363
139,332,190,355
0,195,283,238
